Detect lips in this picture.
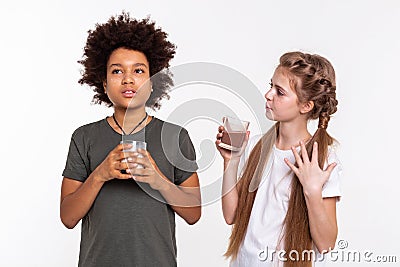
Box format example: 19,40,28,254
122,90,136,98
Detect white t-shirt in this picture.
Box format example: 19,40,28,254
231,134,342,267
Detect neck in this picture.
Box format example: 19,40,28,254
276,120,311,150
113,107,147,130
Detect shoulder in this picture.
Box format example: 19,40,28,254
152,117,185,130
249,133,263,145
326,141,343,179
327,141,342,164
322,142,343,198
71,118,106,140
151,117,190,136
239,133,263,164
247,133,263,152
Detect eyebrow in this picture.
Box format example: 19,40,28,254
271,79,287,92
275,84,285,91
109,63,148,69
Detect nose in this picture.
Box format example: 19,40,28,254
265,89,273,101
122,73,135,84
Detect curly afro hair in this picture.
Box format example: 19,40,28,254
78,12,176,109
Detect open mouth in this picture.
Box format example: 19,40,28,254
122,90,136,98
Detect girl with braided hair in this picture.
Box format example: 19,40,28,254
216,51,342,267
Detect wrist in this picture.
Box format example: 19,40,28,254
156,177,173,192
90,170,107,185
224,158,240,167
151,171,173,192
303,188,323,201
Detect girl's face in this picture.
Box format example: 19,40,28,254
265,67,309,123
103,48,151,110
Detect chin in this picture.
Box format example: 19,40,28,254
265,111,275,121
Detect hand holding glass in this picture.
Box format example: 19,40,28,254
218,116,249,151
120,140,147,169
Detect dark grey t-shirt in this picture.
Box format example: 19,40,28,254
62,117,198,267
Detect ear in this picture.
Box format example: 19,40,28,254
103,80,107,93
300,100,314,114
149,79,153,92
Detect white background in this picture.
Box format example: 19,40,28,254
1,0,399,266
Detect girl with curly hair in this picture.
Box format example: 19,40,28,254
61,12,201,267
216,52,342,267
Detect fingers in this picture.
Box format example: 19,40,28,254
299,141,310,163
284,158,299,176
311,142,319,163
137,149,154,168
128,167,152,177
114,150,137,162
113,143,132,153
121,160,150,177
215,128,227,152
113,143,144,161
324,162,337,176
242,130,250,144
216,126,224,141
116,150,146,171
115,171,134,179
112,160,133,179
291,145,303,167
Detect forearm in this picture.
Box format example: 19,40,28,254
305,193,338,253
158,180,201,225
60,174,105,229
221,159,240,225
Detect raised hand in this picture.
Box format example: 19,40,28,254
284,141,337,197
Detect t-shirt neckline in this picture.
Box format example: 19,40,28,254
103,116,157,136
273,144,298,153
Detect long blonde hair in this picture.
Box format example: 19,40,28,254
225,52,338,267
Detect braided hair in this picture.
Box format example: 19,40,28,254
280,52,338,267
225,52,339,267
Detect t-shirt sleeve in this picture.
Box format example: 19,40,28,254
322,148,343,200
62,130,89,182
173,128,199,185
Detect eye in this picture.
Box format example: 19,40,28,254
135,68,145,74
111,69,123,74
277,89,285,96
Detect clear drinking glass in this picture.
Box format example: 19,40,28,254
120,140,147,168
218,116,250,151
